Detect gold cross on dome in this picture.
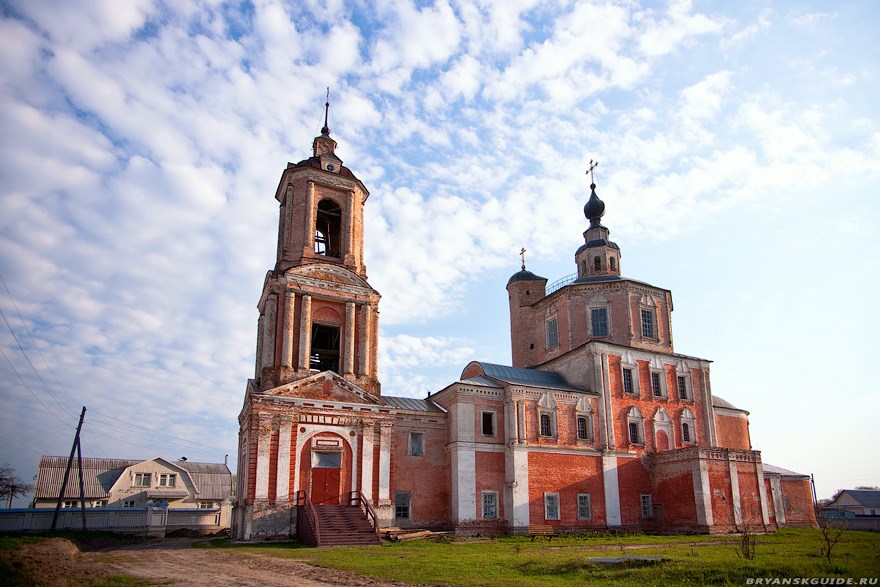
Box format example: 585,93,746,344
520,247,527,271
586,159,598,184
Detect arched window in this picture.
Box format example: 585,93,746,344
627,406,644,444
314,199,341,257
576,396,593,441
681,408,696,444
653,407,673,451
593,256,601,271
580,260,587,276
538,392,558,438
609,257,616,272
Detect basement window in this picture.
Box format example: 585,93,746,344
310,324,340,373
314,199,341,257
394,492,411,520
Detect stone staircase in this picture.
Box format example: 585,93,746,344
313,504,381,546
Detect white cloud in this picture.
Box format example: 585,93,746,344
636,0,724,57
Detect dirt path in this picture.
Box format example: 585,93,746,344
4,537,415,587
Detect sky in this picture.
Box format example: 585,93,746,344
1,0,878,506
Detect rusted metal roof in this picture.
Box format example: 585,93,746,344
382,396,444,412
34,456,133,499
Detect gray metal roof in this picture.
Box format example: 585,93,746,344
839,490,880,508
712,395,745,411
762,463,809,478
473,362,585,392
382,396,444,412
34,456,232,501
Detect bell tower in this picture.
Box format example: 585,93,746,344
253,98,381,394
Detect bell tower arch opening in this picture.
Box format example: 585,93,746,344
310,323,340,373
314,199,342,258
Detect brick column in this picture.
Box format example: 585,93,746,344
361,423,374,502
281,291,295,369
275,417,292,503
255,415,272,500
358,304,369,376
260,295,277,372
344,302,355,375
303,181,316,257
298,295,312,370
729,458,743,527
378,423,392,504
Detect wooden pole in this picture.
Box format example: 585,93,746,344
77,436,86,531
50,407,86,532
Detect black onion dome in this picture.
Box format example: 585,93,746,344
583,183,605,227
506,270,546,287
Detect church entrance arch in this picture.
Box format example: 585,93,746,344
298,431,353,506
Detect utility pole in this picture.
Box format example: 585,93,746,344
51,407,86,532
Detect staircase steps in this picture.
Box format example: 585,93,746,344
314,504,381,546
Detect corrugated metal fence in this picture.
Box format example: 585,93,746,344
0,506,227,537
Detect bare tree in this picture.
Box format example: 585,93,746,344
733,514,761,561
0,464,32,508
816,508,847,565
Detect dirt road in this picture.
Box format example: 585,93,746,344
5,537,415,586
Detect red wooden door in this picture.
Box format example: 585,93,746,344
311,468,341,504
311,450,342,505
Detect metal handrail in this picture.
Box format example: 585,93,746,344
295,490,319,546
349,490,379,534
546,273,577,295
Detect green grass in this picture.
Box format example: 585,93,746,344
210,528,880,586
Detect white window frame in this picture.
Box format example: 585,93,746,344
650,370,666,398
677,374,690,400
577,493,592,520
539,412,556,438
198,501,214,509
63,500,78,508
481,491,498,520
123,500,136,508
589,306,609,338
641,494,653,519
576,415,592,441
481,411,496,437
627,406,644,445
133,472,150,487
158,473,176,487
92,500,107,508
621,363,640,396
546,317,559,349
544,492,560,520
681,408,696,445
408,431,425,456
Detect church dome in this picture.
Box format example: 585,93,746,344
584,183,605,226
506,269,546,286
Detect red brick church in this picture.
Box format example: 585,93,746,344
232,116,816,543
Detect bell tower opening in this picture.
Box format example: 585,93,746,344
310,323,340,373
315,199,342,258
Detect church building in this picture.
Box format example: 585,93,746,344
233,112,816,543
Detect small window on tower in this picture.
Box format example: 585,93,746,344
314,199,341,257
593,256,601,271
610,257,616,272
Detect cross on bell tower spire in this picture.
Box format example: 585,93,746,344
321,87,331,136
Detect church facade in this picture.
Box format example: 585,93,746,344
233,121,816,541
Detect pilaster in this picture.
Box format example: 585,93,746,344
602,454,622,526
281,290,295,369
275,417,292,503
298,294,312,370
344,302,355,375
255,414,273,500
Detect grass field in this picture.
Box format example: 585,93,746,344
214,529,880,586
